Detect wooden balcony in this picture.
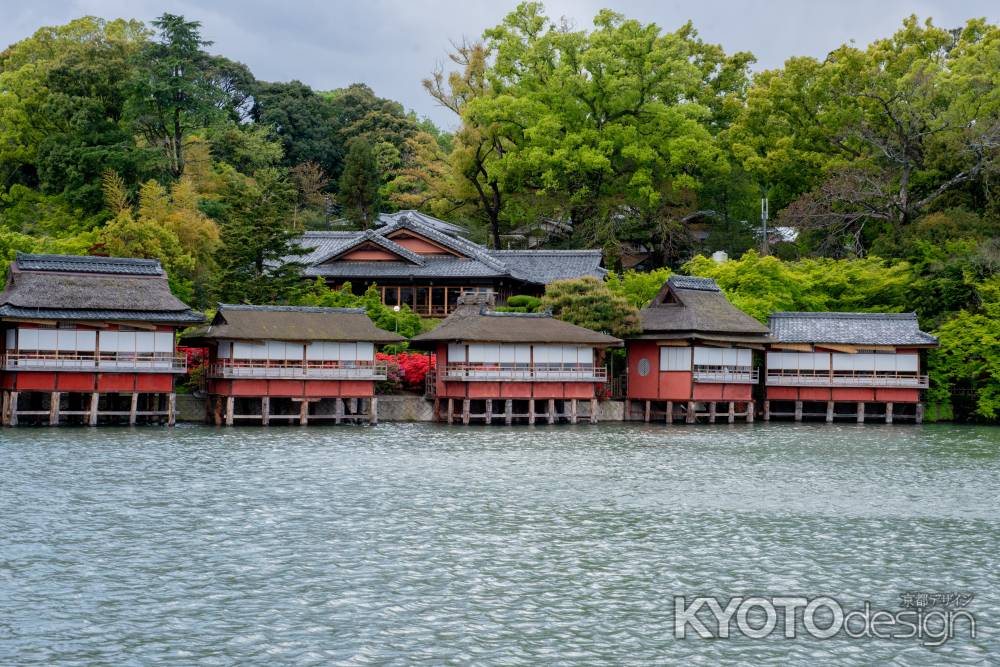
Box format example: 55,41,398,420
441,363,607,382
766,370,928,388
209,359,388,380
692,365,759,384
2,352,187,373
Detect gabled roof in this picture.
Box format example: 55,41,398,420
411,294,622,346
0,253,203,324
637,275,771,341
769,312,938,347
312,229,425,266
296,213,606,286
376,210,469,236
183,304,404,344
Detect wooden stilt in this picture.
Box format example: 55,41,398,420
728,401,735,424
686,401,696,424
763,400,770,421
1,391,8,426
590,397,598,424
666,400,673,424
826,401,834,423
485,399,492,425
130,392,140,426
747,401,754,423
505,399,513,425
348,397,358,414
299,399,309,426
856,402,865,423
212,397,221,426
369,396,378,425
709,401,717,424
528,399,536,425
644,400,651,423
916,403,924,424
49,391,61,426
886,402,893,424
9,391,18,426
225,396,234,426
569,399,577,424
167,392,176,426
462,399,470,425
260,396,270,426
623,399,630,422
547,399,555,424
335,398,344,424
433,398,440,422
794,400,803,422
446,398,454,424
88,392,99,426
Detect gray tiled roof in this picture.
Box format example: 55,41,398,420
0,306,204,323
768,312,938,346
667,275,720,292
376,210,469,236
297,215,605,286
640,274,771,338
310,229,426,266
15,252,165,276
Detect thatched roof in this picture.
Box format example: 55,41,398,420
0,253,203,323
638,275,771,342
769,312,938,347
411,293,622,347
183,304,405,344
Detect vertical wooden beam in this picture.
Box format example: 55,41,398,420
299,399,309,426
485,399,492,425
130,392,139,426
916,402,924,424
462,399,470,425
225,396,234,426
213,397,222,426
746,401,754,423
856,402,865,424
505,399,512,425
49,391,60,426
89,392,99,426
261,396,270,426
709,401,717,424
794,401,803,422
644,400,651,423
728,401,735,424
446,398,454,424
590,397,598,424
569,399,577,424
763,400,770,421
369,396,378,425
528,399,536,425
8,391,18,426
433,398,440,422
335,398,344,425
623,399,630,422
167,393,176,427
547,399,555,424
885,402,893,424
665,400,673,424
1,391,8,426
349,397,358,415
686,401,696,424
826,401,834,423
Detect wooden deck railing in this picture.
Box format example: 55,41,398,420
2,352,187,373
209,359,388,380
766,370,928,388
692,365,759,384
442,363,608,382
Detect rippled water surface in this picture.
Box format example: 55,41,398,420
1,423,998,665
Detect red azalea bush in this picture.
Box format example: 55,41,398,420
376,352,436,393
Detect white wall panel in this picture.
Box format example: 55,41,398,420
897,354,918,372
77,330,97,351
356,342,374,361
135,332,155,353
874,354,897,371
499,345,516,363
447,343,465,363
218,341,232,359
37,329,58,350
661,346,692,371
6,329,15,350
18,329,38,350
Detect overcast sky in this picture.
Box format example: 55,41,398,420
5,1,998,128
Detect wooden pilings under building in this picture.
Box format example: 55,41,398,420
1,390,176,426
210,395,378,426
434,397,599,425
624,399,755,424
762,400,924,424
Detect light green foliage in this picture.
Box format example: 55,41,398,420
294,279,422,338
541,276,640,338
606,268,672,308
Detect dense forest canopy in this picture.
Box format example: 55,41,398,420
1,4,999,419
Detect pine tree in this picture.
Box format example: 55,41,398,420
337,137,381,229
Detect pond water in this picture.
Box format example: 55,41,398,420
1,423,997,665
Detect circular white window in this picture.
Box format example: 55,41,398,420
637,358,651,377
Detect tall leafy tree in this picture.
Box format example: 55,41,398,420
252,80,339,176
338,138,381,229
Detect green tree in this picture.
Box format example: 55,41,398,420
214,167,305,303
541,276,641,338
252,80,339,175
338,137,381,228
295,279,422,338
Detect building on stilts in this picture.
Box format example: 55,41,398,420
625,275,772,423
0,253,203,426
763,312,937,423
182,304,404,425
411,292,622,424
